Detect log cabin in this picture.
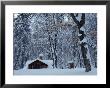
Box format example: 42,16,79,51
28,60,48,69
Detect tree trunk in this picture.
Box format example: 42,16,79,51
70,13,91,72
54,33,57,68
48,31,55,68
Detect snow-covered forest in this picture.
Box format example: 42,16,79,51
13,13,97,74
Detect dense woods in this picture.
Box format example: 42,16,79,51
13,13,97,72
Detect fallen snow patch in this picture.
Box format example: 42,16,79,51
14,68,97,75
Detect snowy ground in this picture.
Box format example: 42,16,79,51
14,59,97,75
14,68,97,75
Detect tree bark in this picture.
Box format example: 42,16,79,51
70,13,91,72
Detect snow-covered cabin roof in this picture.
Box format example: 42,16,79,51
24,58,53,69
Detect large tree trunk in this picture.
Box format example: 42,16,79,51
70,13,91,72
